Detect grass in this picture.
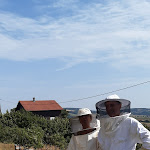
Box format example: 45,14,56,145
0,143,60,150
132,115,150,128
0,143,14,150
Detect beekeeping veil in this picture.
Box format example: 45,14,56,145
96,94,131,119
70,108,100,136
95,94,131,134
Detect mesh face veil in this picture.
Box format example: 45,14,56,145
70,114,100,134
95,94,131,119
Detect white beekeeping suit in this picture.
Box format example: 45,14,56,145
67,128,100,150
67,108,101,150
95,94,150,150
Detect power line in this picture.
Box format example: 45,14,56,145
59,80,150,104
0,80,150,105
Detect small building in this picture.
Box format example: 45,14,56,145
15,97,63,119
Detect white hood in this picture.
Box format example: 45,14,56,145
100,113,131,134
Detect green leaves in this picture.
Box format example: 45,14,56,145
0,109,71,149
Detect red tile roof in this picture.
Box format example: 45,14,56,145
18,100,63,111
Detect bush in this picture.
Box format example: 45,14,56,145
0,109,71,149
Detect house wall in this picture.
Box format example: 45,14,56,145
15,103,24,111
31,110,62,118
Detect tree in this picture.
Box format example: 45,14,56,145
0,109,72,149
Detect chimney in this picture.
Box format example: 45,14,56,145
33,97,35,102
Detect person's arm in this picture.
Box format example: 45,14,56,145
131,118,150,149
67,135,75,150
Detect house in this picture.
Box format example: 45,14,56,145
15,97,63,119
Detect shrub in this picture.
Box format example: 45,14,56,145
0,109,71,149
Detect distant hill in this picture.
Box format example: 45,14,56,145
131,108,150,116
65,108,150,117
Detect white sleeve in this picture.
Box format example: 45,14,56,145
131,118,150,149
67,135,75,150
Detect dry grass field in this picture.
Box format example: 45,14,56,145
132,115,150,127
0,143,15,150
0,143,60,150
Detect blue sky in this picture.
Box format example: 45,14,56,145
0,0,150,113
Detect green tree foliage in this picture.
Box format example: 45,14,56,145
60,109,69,118
136,143,142,150
48,133,67,149
0,109,71,149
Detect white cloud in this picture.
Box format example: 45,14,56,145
52,0,78,8
0,0,150,69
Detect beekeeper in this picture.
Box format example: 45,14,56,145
95,94,150,150
67,108,101,150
